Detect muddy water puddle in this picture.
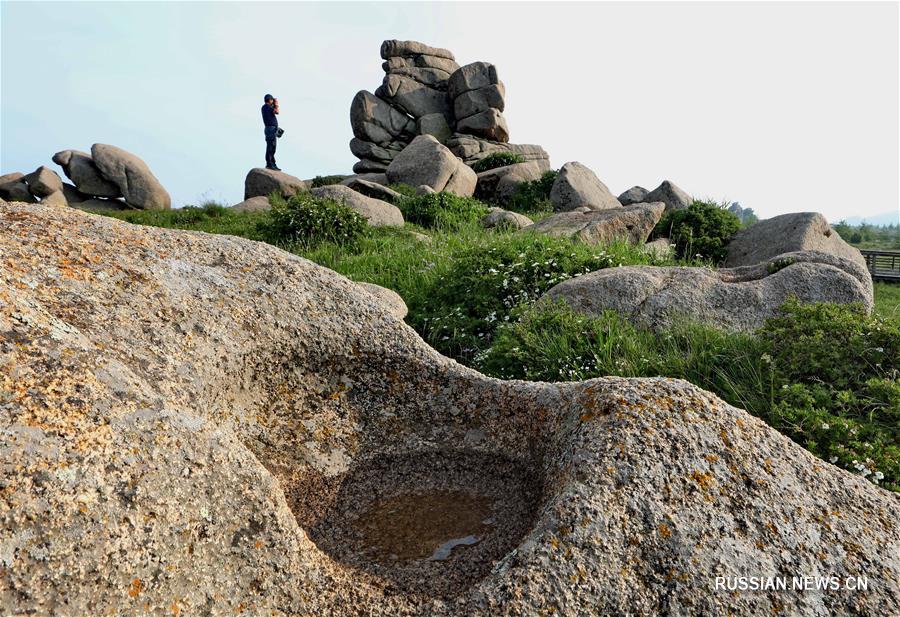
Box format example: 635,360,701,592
298,450,541,597
354,490,494,562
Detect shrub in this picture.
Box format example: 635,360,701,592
411,234,650,362
480,298,899,491
309,175,347,188
652,200,741,263
506,170,558,214
167,201,229,225
471,152,525,173
262,192,367,248
398,192,490,230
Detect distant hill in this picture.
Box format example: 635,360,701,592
840,210,900,226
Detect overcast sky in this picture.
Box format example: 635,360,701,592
2,1,898,222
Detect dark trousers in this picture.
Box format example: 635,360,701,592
264,127,277,168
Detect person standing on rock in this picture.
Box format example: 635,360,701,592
261,94,281,171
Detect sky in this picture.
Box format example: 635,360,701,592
1,1,898,223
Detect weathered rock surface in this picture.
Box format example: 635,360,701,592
91,143,171,210
525,202,666,246
448,62,508,142
416,112,452,142
52,149,122,198
386,135,473,195
618,185,649,206
70,198,130,212
550,162,622,211
244,168,310,200
475,161,545,204
310,184,404,227
442,159,477,198
2,202,898,616
725,212,866,269
641,237,674,259
446,133,551,169
356,282,408,319
0,173,35,202
547,250,874,331
61,182,89,204
23,166,63,198
375,74,450,119
381,39,455,61
644,180,692,212
456,108,509,143
483,207,533,230
230,195,272,213
340,178,403,204
350,91,417,147
39,190,68,207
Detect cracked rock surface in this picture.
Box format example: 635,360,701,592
1,202,897,616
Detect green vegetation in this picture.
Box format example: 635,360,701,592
834,221,900,250
309,174,347,188
652,200,741,263
387,183,418,198
396,191,490,230
482,299,898,491
506,169,558,215
471,151,525,173
262,192,367,249
94,195,899,491
412,234,656,362
874,282,900,323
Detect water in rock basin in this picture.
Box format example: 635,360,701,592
353,490,492,562
294,450,541,597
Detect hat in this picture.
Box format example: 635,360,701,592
264,93,275,102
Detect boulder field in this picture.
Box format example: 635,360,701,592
1,202,897,616
1,144,170,211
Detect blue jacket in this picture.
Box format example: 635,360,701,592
261,103,278,128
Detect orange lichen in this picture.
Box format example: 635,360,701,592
128,578,143,598
689,471,715,491
658,523,672,538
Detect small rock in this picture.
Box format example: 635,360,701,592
618,186,649,206
550,162,621,211
23,166,63,198
482,208,533,230
644,180,692,212
525,202,665,246
230,196,272,213
244,168,310,200
310,185,404,227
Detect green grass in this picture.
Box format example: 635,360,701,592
874,282,900,323
89,200,899,492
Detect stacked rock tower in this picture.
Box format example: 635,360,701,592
350,40,550,173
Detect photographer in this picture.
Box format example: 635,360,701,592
261,94,281,170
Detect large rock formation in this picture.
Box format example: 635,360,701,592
526,202,666,246
546,250,874,331
2,202,898,616
725,212,866,269
350,40,550,173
